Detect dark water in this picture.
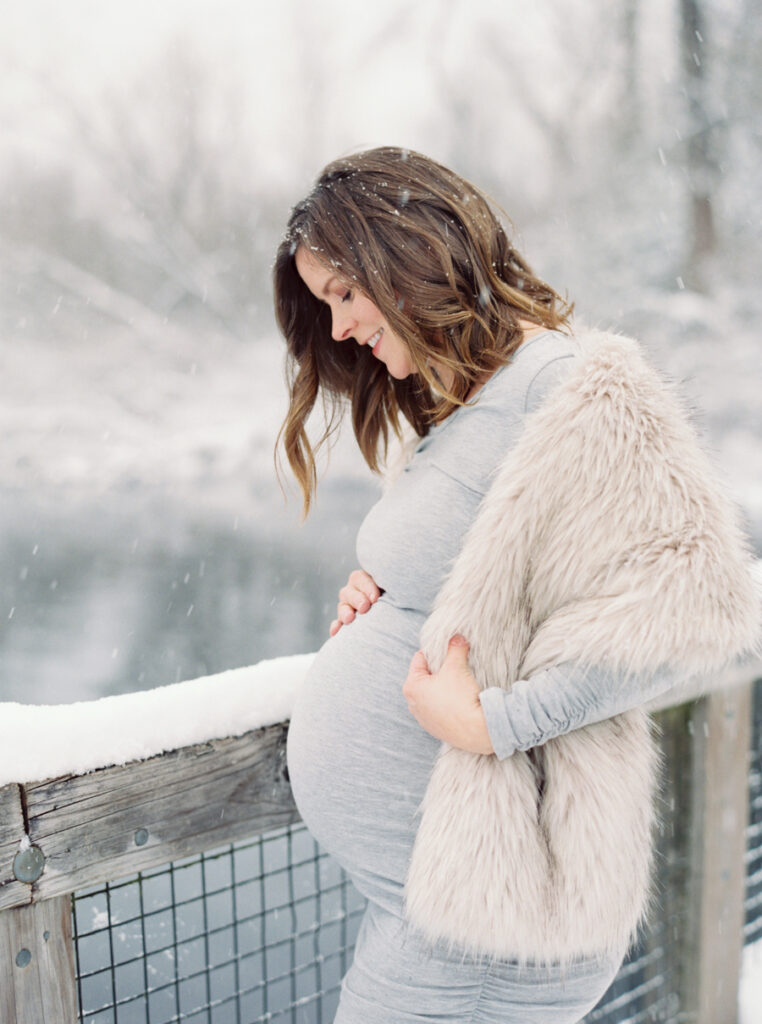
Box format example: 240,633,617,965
0,477,380,705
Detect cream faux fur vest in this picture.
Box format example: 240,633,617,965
403,328,761,966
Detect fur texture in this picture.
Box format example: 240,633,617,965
404,329,761,965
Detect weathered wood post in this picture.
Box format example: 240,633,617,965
658,683,754,1024
0,784,78,1023
0,897,78,1023
644,676,756,1024
687,684,753,1024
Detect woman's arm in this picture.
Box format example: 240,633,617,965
478,661,681,759
403,637,685,756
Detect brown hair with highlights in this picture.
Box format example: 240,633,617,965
273,146,573,515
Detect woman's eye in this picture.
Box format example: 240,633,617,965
341,290,352,303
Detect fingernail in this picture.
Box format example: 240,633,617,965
451,634,468,646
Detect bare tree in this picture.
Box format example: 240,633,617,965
419,0,627,204
619,0,642,148
678,0,720,290
1,43,278,338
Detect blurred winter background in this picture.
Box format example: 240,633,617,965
1,0,760,702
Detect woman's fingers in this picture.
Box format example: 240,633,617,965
347,569,382,603
338,587,370,614
330,569,383,637
336,601,357,625
338,580,381,615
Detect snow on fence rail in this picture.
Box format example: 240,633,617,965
0,651,761,1023
0,653,316,789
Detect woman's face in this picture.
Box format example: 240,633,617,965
294,247,416,380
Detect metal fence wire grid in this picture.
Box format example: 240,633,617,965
71,827,364,1024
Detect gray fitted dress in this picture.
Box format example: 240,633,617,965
287,331,677,1023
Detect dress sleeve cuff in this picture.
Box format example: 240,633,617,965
479,687,519,760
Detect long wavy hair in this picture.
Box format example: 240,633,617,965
273,146,573,515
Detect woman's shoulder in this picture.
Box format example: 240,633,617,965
480,328,580,417
523,326,684,428
508,325,672,418
414,330,580,495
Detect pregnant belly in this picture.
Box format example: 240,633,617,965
286,602,442,894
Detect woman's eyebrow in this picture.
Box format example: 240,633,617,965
322,277,339,296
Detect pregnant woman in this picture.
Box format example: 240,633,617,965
273,147,759,1023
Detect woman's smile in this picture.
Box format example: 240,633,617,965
366,328,383,350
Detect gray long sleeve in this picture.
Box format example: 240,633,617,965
479,662,682,760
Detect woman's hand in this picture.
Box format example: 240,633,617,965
402,636,494,755
329,569,383,637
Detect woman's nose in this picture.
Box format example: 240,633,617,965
331,309,356,342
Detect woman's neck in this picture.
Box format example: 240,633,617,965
463,320,547,399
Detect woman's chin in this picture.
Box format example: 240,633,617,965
385,363,415,381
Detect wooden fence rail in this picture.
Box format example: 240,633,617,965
0,668,760,1024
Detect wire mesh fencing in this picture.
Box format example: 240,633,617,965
69,835,679,1024
744,674,762,945
71,825,365,1024
69,677,762,1024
